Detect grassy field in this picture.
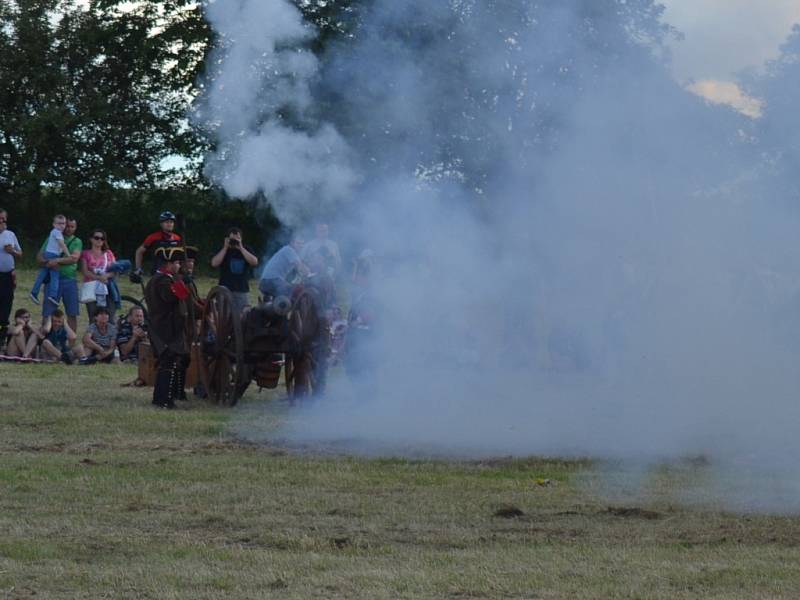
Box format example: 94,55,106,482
3,272,800,598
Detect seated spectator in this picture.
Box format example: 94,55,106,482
80,229,118,321
116,306,148,362
80,307,119,364
39,309,77,364
6,308,38,358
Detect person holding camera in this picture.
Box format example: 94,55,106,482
116,305,148,362
210,227,259,314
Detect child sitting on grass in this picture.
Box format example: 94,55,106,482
30,214,70,306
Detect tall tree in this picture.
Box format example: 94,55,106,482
0,0,210,215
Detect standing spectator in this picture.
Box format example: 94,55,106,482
181,245,204,315
210,227,259,313
305,250,337,310
39,309,77,364
38,217,82,334
301,223,342,279
80,228,118,321
145,247,191,409
30,214,71,306
79,307,119,364
182,245,200,293
6,309,38,358
0,208,23,344
116,306,148,362
259,233,308,299
132,210,182,279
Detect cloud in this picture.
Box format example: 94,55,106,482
687,79,763,118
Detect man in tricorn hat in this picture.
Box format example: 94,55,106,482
144,246,191,409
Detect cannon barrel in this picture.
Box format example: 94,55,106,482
257,295,292,318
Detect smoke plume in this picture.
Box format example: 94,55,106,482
199,0,800,512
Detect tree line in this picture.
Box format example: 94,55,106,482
0,0,344,259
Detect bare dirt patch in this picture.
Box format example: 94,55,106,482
493,505,525,519
606,506,662,520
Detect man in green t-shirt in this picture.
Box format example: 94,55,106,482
37,217,82,332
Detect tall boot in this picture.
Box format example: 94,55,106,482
174,354,188,401
153,352,177,409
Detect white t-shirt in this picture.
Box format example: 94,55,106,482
0,229,21,273
44,228,65,255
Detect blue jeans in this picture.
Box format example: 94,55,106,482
43,278,79,318
107,279,121,308
107,259,131,274
105,260,130,309
32,251,61,300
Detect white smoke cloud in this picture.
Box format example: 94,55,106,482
201,0,800,513
222,122,357,219
198,0,356,224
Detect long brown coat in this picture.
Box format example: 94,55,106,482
144,271,189,357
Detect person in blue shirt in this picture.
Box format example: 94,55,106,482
258,233,309,299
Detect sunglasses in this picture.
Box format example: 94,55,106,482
92,236,105,241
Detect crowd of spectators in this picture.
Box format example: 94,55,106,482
0,205,347,370
0,208,153,364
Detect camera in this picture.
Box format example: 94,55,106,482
229,238,240,248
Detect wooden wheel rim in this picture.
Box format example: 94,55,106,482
199,286,246,406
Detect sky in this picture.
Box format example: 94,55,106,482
661,0,800,114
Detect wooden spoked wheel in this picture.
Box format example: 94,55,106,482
285,289,320,400
199,286,248,406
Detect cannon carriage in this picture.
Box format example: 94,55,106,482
198,284,329,406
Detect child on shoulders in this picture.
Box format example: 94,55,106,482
30,214,70,306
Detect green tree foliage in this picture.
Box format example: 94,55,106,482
0,0,210,213
0,0,346,258
0,0,356,217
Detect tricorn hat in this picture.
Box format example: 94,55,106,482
154,246,186,262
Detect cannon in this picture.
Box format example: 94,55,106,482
198,284,329,406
